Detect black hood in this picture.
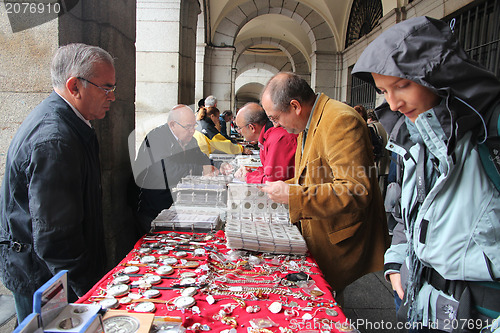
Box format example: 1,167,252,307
352,16,500,150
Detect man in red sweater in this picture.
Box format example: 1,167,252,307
234,102,297,183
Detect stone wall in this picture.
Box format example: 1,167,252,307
0,0,138,269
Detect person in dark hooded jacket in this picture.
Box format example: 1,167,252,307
352,16,500,332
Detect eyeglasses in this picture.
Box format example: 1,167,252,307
235,123,251,133
267,110,283,124
174,121,197,131
77,77,116,96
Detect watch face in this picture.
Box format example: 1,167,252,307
144,275,162,285
107,283,130,297
179,277,196,285
143,289,161,298
181,287,197,297
140,255,156,264
180,272,196,278
162,257,177,265
173,296,196,309
123,266,140,274
174,251,187,258
103,315,140,333
134,301,156,313
113,275,130,284
156,265,174,276
99,298,119,309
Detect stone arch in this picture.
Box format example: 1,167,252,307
233,37,310,76
213,0,335,53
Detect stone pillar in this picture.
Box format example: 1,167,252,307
136,0,199,121
311,51,338,100
231,67,237,112
1,1,138,267
204,46,235,112
59,1,138,266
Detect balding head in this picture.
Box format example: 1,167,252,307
237,103,268,126
168,105,197,146
235,102,268,142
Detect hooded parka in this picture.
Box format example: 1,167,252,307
352,16,500,329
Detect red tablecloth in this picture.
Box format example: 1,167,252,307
78,231,350,332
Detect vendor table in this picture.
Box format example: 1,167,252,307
78,230,353,333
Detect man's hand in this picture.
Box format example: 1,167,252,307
203,165,219,177
219,162,234,176
242,147,253,155
260,181,289,204
234,166,248,181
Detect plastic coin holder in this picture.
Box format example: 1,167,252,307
107,284,130,297
140,255,156,264
155,265,174,276
100,298,119,309
143,289,161,298
123,266,140,274
113,275,131,285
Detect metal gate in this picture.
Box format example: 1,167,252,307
350,0,500,108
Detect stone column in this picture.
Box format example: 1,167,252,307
204,46,235,112
311,51,338,100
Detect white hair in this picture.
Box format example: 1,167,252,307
51,43,114,89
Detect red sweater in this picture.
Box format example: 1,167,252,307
246,124,298,183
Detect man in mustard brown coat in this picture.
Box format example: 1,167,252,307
261,72,389,301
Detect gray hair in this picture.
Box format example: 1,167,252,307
262,72,315,112
204,95,217,107
51,43,114,89
240,103,268,126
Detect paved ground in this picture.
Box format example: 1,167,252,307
0,270,401,333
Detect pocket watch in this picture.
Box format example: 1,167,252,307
132,301,156,313
181,286,197,297
173,296,196,309
162,257,178,265
180,271,196,279
143,289,161,298
143,274,162,285
99,298,119,309
155,265,174,276
122,266,140,274
107,283,130,297
179,277,196,285
140,255,156,264
174,251,188,258
113,275,130,285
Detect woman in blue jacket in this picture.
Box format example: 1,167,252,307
352,16,500,332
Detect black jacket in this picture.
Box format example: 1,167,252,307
0,92,106,298
133,123,210,228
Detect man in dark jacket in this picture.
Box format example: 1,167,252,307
133,105,215,233
0,43,116,322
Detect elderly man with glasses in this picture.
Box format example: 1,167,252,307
0,43,116,322
132,105,218,234
234,102,297,183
